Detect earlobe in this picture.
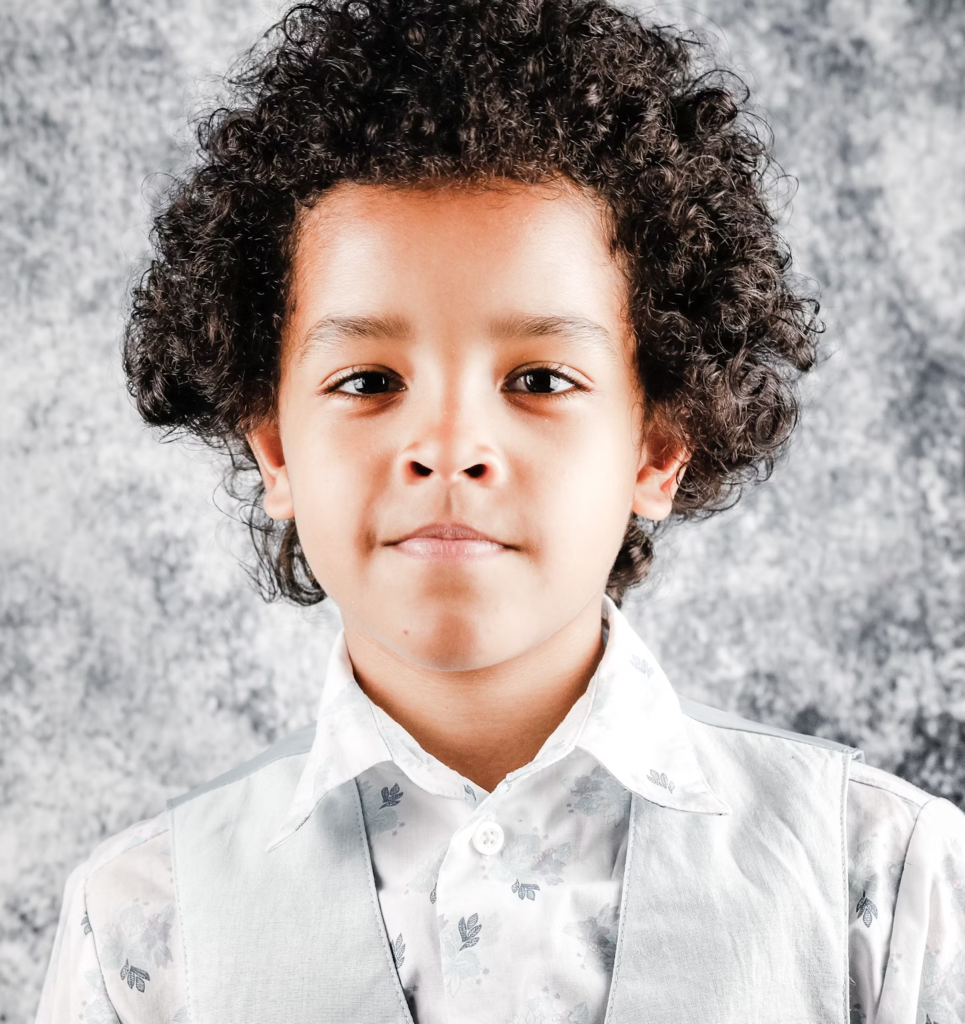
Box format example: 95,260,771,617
246,420,295,521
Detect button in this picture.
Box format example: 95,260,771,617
471,820,505,855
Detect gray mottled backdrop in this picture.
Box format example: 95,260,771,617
2,0,963,1019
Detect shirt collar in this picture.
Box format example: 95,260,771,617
574,594,731,817
265,594,729,853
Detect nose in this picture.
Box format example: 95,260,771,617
398,385,506,487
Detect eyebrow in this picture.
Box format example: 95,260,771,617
293,312,615,363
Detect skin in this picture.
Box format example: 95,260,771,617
247,176,686,792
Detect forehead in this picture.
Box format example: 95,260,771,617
283,180,635,371
294,175,617,249
287,178,630,312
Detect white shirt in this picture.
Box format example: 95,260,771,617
34,596,965,1024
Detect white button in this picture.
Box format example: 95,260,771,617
471,820,505,855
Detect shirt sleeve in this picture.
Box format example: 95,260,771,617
34,857,121,1024
876,796,965,1024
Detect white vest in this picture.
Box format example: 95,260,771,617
168,698,862,1024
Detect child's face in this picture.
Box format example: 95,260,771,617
248,178,684,671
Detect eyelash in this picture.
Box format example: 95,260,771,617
322,364,587,400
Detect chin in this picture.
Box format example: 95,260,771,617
395,602,521,672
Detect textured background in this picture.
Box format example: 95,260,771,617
2,0,964,1019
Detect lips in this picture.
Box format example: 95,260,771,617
390,522,506,545
387,521,512,560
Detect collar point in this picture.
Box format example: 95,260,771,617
264,817,304,854
704,795,733,816
264,830,290,854
680,787,732,816
629,781,732,816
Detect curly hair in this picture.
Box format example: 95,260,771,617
122,0,822,608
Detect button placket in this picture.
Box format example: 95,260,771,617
431,795,502,917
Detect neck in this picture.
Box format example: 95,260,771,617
341,595,608,793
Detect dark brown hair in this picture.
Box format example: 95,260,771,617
123,0,822,607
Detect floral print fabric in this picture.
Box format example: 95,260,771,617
34,596,965,1024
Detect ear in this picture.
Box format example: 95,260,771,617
246,419,295,521
631,428,689,522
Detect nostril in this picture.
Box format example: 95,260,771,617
412,462,432,477
465,465,486,479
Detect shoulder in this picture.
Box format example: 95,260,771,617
81,807,172,900
74,725,315,887
848,758,932,814
677,695,965,846
677,694,862,759
846,762,940,883
166,722,317,810
675,694,962,836
844,753,965,854
76,729,319,922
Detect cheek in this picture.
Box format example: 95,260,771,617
286,420,385,562
533,410,638,539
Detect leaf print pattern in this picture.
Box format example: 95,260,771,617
628,653,656,680
647,769,675,794
512,879,540,901
459,913,482,949
942,852,965,915
847,835,902,929
81,913,92,935
98,902,175,974
856,890,878,928
919,945,965,1024
391,933,406,969
493,831,571,887
120,958,151,992
531,845,570,883
509,995,590,1024
563,903,619,974
358,779,403,836
849,837,881,907
380,783,403,808
405,840,448,899
439,914,484,995
464,783,477,804
566,765,630,826
172,1006,191,1023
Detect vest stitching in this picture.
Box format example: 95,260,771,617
839,750,851,1024
601,789,638,1023
352,778,416,1024
168,802,194,1024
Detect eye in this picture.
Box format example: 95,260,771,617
506,365,584,396
324,369,404,398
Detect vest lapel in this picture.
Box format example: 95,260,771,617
170,758,410,1024
604,732,852,1024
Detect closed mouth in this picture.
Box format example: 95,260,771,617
389,522,508,546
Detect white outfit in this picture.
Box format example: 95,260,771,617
35,596,965,1024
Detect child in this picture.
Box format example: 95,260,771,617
36,0,965,1022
